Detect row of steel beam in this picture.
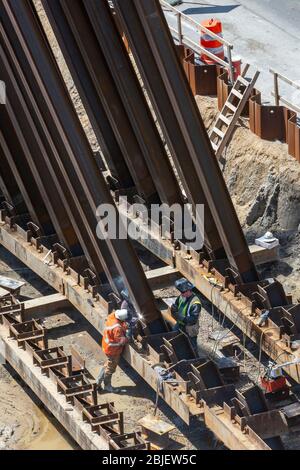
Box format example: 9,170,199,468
0,0,258,331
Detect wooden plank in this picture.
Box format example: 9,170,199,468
249,244,279,266
212,127,225,139
0,275,25,294
225,102,237,112
231,89,243,100
145,266,180,289
219,114,231,126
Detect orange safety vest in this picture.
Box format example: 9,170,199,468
102,312,127,356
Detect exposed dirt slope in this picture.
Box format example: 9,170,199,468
197,95,300,298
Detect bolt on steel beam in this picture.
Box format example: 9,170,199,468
39,0,134,191
131,0,258,283
113,0,226,260
41,0,157,204
2,0,164,329
0,43,82,255
81,0,183,207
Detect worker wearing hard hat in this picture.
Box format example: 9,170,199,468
97,309,129,392
171,278,201,348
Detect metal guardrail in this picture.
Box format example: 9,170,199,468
270,68,300,114
160,0,234,83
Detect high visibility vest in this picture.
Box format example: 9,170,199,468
177,295,201,326
102,312,127,356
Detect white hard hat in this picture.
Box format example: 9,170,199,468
115,309,128,321
263,231,276,242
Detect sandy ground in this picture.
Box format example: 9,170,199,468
0,365,77,450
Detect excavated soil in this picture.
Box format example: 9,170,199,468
197,95,300,300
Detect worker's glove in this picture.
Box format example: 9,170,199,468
125,328,133,341
258,310,270,327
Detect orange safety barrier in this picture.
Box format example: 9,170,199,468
200,18,225,64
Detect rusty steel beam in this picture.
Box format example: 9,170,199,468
0,111,54,234
0,138,26,214
3,0,164,329
1,4,111,280
39,0,134,190
131,0,258,283
0,43,82,254
81,0,183,207
114,0,226,260
0,22,104,272
41,0,157,204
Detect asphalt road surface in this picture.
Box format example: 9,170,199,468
164,0,300,105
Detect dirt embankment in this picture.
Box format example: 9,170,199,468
197,95,300,298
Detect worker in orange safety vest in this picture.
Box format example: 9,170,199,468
96,309,129,392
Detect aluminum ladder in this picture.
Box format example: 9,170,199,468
210,65,260,159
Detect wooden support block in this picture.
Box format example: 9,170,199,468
249,244,279,266
145,266,180,289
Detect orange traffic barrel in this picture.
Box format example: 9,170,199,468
200,18,225,64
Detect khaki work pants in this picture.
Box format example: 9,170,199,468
104,354,121,378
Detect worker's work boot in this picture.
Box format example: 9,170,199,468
96,366,105,389
103,375,116,392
